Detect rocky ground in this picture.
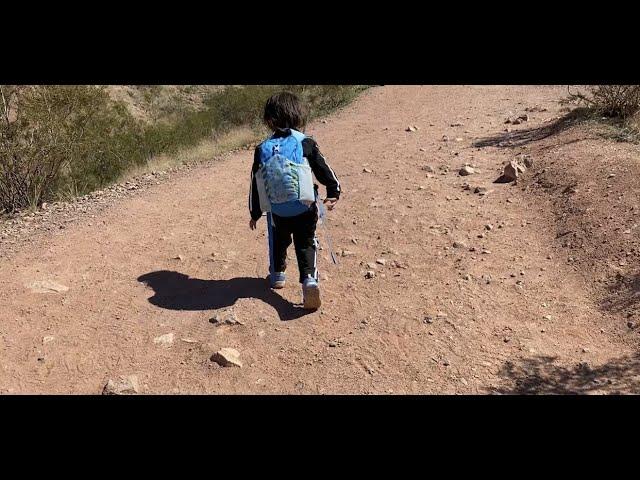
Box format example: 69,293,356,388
1,85,639,394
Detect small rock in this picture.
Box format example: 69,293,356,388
406,126,418,132
27,280,69,294
443,359,450,366
181,338,199,344
442,135,449,142
210,348,243,368
628,321,635,329
341,249,355,257
453,241,467,249
365,270,376,279
42,336,55,344
463,274,472,281
459,165,476,176
102,375,140,395
153,332,175,347
366,262,377,269
174,255,184,261
521,155,534,168
328,341,338,347
424,316,434,324
450,122,464,127
224,313,244,325
363,167,373,173
485,224,494,231
501,161,520,182
543,315,553,320
376,258,387,266
422,165,436,173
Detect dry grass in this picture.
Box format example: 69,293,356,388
123,126,261,179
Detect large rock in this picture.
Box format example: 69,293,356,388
102,375,140,395
211,348,243,368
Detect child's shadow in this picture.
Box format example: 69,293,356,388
137,270,310,321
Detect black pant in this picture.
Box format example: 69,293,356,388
270,207,318,283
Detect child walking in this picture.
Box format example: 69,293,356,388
249,92,341,310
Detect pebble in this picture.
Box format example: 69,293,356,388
153,332,175,347
459,166,476,176
102,375,140,395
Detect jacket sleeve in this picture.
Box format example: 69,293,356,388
303,138,341,199
249,147,263,221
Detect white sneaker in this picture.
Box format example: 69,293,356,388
302,277,321,310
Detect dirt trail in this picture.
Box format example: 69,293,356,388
1,86,638,394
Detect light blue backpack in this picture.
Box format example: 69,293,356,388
255,129,316,217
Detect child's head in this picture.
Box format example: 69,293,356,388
263,91,307,132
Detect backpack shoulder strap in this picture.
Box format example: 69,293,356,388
289,129,306,143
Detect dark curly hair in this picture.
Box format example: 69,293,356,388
263,91,307,131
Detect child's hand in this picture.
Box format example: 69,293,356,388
249,219,258,230
323,197,338,211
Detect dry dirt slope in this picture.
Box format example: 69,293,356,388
1,85,639,394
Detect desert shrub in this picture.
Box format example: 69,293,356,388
0,85,140,212
568,85,640,118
